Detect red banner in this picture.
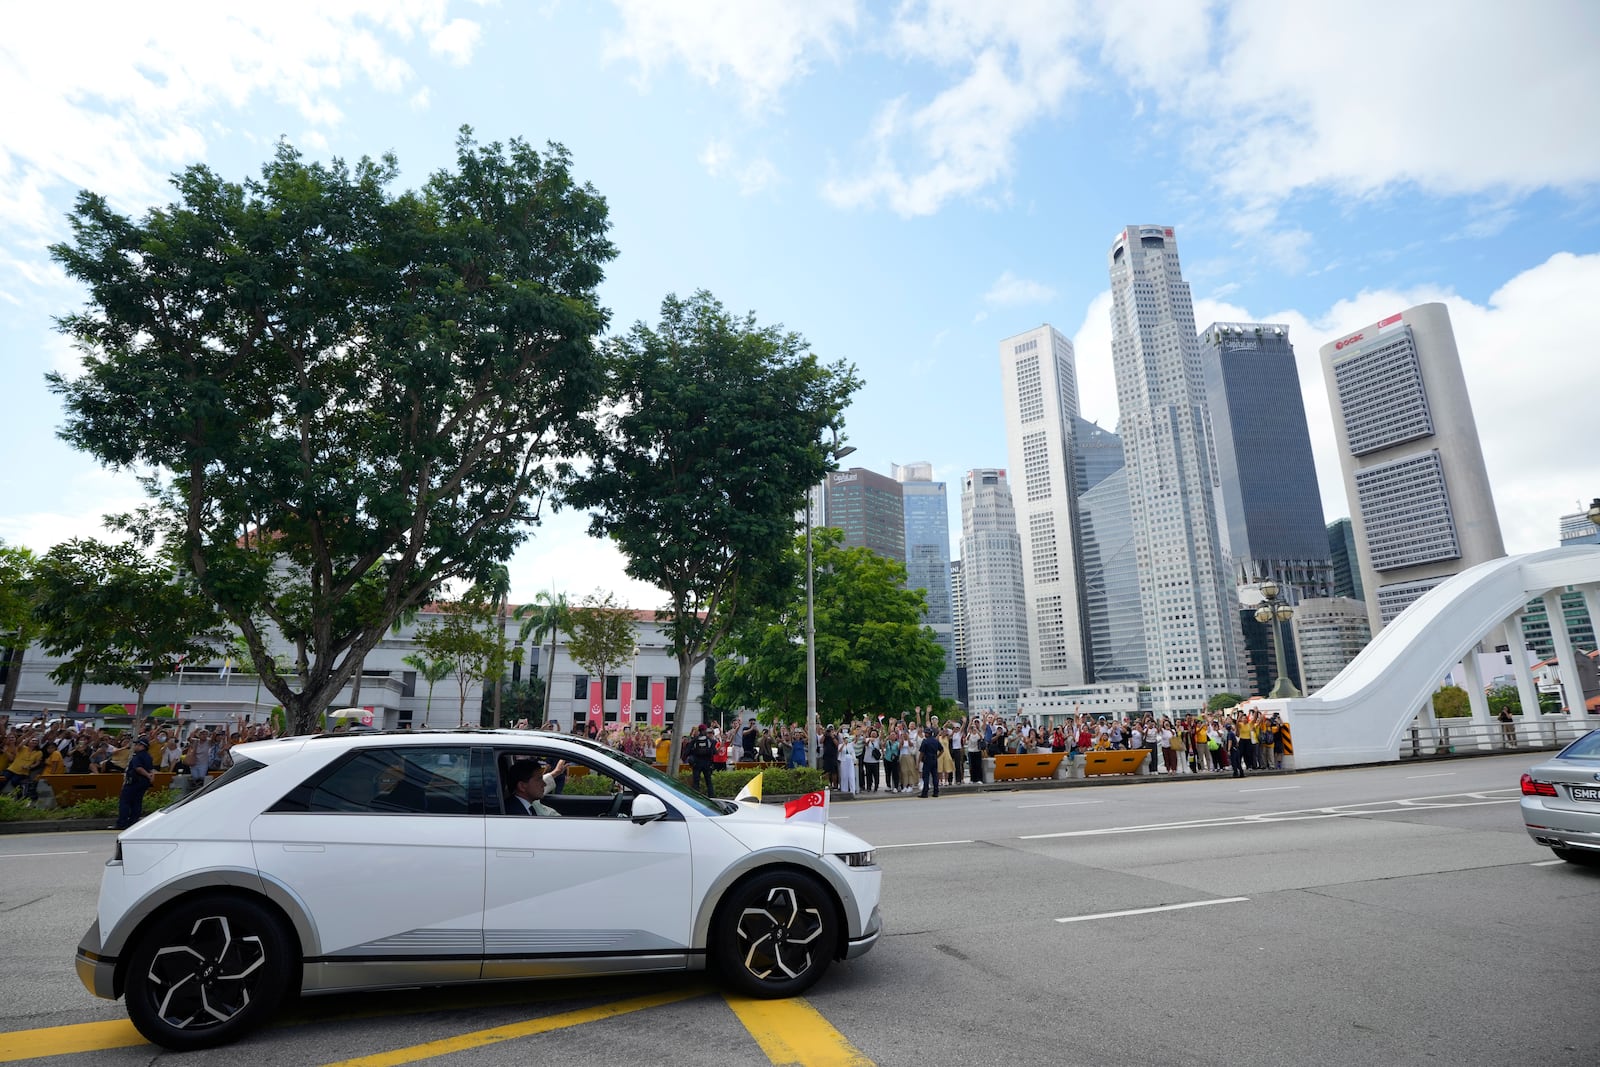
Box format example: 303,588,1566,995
649,680,666,728
588,680,603,728
619,680,633,722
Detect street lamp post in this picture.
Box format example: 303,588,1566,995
806,443,855,770
1255,577,1301,699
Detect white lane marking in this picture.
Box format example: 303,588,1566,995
1530,859,1566,867
876,839,975,849
3,850,91,859
1238,786,1300,793
1019,790,1520,839
1017,800,1104,809
1405,772,1455,780
1057,897,1249,924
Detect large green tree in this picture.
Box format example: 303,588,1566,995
565,591,638,723
30,538,229,717
47,130,615,733
0,541,36,713
412,595,507,727
713,528,945,723
567,291,858,771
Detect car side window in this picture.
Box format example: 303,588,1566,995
273,747,471,815
494,750,636,819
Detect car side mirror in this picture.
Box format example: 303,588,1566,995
630,794,668,824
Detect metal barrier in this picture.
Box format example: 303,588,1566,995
1399,715,1588,759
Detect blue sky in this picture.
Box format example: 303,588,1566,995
3,1,1598,607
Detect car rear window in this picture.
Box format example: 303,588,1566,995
162,757,268,811
1558,730,1600,760
271,747,472,814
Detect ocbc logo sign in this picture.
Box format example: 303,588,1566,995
1335,332,1365,350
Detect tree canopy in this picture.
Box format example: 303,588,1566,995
48,130,615,733
713,528,945,724
566,291,859,770
565,591,638,709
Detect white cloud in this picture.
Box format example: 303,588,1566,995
507,506,667,611
1071,252,1600,556
982,270,1055,306
604,0,857,111
429,17,482,65
0,2,481,241
699,140,781,195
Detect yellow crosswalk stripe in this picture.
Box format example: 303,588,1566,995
0,1019,144,1062
723,995,874,1067
320,987,707,1067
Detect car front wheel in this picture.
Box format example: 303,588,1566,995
124,895,294,1050
714,869,837,998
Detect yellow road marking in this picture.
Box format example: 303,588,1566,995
723,995,874,1067
320,987,707,1067
0,1019,144,1062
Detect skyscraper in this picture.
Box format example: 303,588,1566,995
1327,518,1365,601
959,469,1031,715
1198,322,1332,598
894,461,957,699
1108,225,1243,714
824,467,906,562
1072,417,1146,682
950,558,968,707
1000,324,1088,687
1292,597,1372,693
1320,302,1505,633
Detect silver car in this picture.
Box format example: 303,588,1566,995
1520,728,1600,865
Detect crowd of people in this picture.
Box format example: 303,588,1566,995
2,703,1292,814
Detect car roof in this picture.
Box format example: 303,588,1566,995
234,729,614,764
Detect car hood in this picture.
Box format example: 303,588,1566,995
711,800,873,856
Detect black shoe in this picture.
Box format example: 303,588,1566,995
933,791,940,797
919,791,928,798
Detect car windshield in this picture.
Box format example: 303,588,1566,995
1557,729,1600,760
584,742,726,817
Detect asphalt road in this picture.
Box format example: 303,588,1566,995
3,753,1597,1066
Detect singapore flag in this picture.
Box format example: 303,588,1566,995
783,789,829,825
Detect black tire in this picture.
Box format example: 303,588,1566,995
713,869,837,998
123,894,294,1051
1552,846,1600,867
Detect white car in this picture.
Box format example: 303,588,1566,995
75,730,882,1050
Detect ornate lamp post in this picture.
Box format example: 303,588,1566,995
806,442,855,770
1255,577,1301,699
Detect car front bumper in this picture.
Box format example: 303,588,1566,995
844,905,882,960
75,920,118,1000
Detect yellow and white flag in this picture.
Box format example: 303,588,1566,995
734,773,763,804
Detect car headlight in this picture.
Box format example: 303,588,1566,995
836,850,876,868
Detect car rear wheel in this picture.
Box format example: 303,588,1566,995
124,895,294,1051
1551,846,1600,867
713,869,837,998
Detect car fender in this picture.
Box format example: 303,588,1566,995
691,846,864,951
100,866,322,963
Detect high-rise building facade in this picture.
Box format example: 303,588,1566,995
1198,322,1332,598
1327,518,1365,601
1560,508,1600,547
894,461,958,699
824,467,906,562
959,468,1032,715
1320,303,1505,633
1108,225,1243,714
1000,325,1088,687
1292,597,1372,693
1072,417,1146,682
950,558,968,707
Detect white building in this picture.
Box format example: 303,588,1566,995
1107,225,1243,715
9,607,706,732
1291,597,1371,693
999,324,1089,688
1319,302,1506,633
959,468,1032,716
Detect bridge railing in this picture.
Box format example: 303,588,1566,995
1397,714,1590,760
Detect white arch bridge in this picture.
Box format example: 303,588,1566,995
1268,546,1600,769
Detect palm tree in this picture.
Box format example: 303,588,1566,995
402,652,453,719
481,565,512,729
514,589,570,729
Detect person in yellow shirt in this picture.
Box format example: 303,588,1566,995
42,743,67,776
4,738,44,791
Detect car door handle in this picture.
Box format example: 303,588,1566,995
494,849,535,859
282,844,325,853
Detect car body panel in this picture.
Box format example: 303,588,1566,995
1521,728,1600,854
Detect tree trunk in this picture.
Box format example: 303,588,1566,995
349,653,364,708
542,627,559,728
492,601,506,729
666,647,698,776
0,645,23,712
67,670,84,719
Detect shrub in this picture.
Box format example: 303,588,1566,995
100,704,127,716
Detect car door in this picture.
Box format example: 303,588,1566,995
481,746,694,979
251,744,485,988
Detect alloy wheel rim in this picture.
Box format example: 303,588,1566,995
736,885,823,981
145,914,266,1030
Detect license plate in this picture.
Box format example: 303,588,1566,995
1571,785,1600,802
